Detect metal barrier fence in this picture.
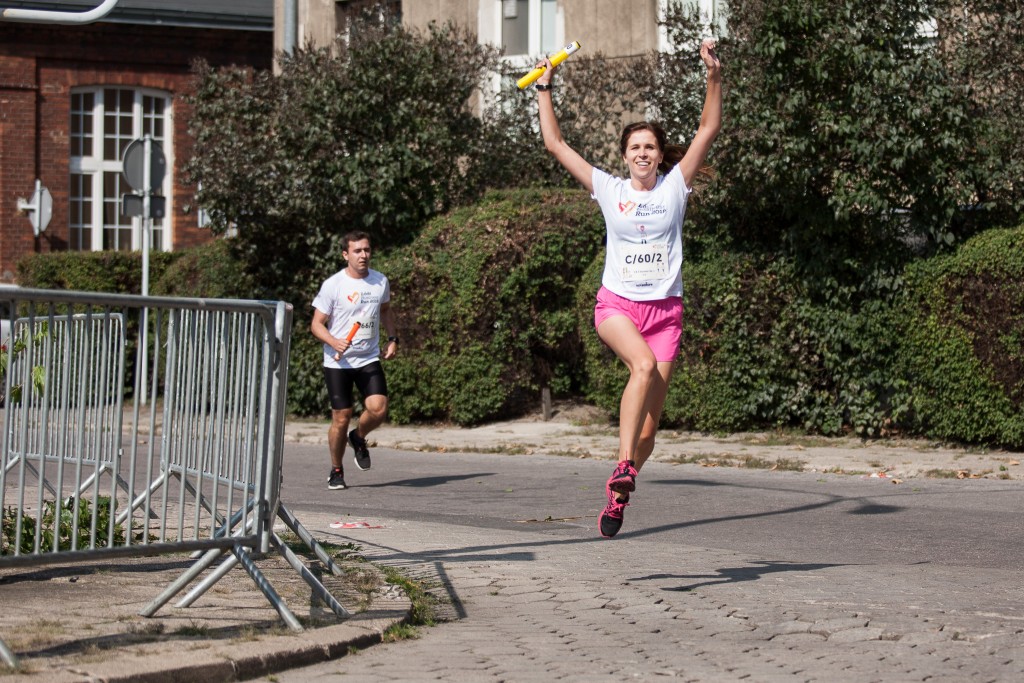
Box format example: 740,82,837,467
0,288,349,668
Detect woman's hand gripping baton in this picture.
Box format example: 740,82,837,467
516,40,582,89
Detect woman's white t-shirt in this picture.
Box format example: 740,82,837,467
312,268,391,369
592,164,690,301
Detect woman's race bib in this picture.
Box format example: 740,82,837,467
618,242,669,283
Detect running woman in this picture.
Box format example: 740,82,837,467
311,231,399,490
535,38,722,537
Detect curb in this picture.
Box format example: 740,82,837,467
1,556,413,683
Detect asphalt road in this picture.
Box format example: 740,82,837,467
273,443,1024,682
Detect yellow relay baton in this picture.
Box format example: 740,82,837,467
516,40,582,89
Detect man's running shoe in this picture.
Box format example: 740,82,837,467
599,489,629,538
328,467,347,490
607,459,638,496
350,429,371,471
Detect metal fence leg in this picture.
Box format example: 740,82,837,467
0,638,18,669
232,545,303,632
3,456,58,498
270,533,351,619
175,553,240,608
139,547,227,617
180,476,227,527
118,471,169,525
277,503,343,576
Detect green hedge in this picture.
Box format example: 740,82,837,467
896,226,1024,446
17,250,179,293
17,241,252,299
150,239,254,299
579,252,907,437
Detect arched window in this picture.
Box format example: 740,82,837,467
69,87,172,252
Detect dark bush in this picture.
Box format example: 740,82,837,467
896,225,1024,446
151,239,254,299
580,249,910,438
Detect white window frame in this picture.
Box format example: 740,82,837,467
69,86,173,253
480,0,563,96
481,0,563,58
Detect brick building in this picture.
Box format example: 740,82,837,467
0,1,273,283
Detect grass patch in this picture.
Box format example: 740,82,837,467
922,468,960,478
731,431,839,449
173,620,209,637
738,455,806,471
381,622,420,642
667,453,806,471
377,565,440,642
411,443,533,455
126,622,165,639
279,531,364,562
822,467,869,476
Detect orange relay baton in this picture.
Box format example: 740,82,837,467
333,322,362,360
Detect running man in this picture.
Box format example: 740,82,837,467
311,231,399,490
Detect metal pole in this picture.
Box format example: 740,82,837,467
283,0,297,55
140,136,151,406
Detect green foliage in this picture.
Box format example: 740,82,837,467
288,188,606,424
0,323,49,404
185,15,501,307
2,496,125,555
896,226,1024,445
16,251,178,293
151,239,254,299
24,3,1012,450
286,329,330,418
580,250,918,438
940,1,1024,221
576,225,1023,447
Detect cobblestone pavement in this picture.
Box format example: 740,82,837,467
270,499,1024,683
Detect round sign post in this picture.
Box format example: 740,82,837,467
122,136,166,406
122,137,166,192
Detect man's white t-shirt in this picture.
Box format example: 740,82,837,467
312,268,391,369
592,164,690,301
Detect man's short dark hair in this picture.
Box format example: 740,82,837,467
342,231,372,253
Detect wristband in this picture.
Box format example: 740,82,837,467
535,83,554,92
387,336,399,344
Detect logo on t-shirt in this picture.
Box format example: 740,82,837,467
634,203,668,218
618,201,636,214
347,291,361,304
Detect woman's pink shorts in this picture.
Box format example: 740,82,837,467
594,286,683,362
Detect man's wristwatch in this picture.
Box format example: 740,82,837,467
387,336,399,344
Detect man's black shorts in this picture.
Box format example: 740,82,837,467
323,362,388,410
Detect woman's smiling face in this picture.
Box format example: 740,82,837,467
623,129,663,187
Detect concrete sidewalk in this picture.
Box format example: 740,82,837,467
0,533,412,682
292,405,1023,481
